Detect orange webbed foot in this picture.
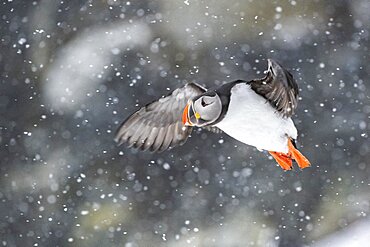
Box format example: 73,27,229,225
269,139,311,171
288,139,311,169
269,151,293,170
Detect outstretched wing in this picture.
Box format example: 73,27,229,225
115,83,206,152
248,59,299,117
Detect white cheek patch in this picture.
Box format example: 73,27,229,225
193,99,202,112
198,98,222,122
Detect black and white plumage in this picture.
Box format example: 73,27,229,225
115,59,310,170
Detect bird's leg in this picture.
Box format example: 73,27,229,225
269,151,293,170
287,139,311,169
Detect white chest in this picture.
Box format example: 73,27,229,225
215,83,297,153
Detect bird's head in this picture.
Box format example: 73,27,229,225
182,92,222,127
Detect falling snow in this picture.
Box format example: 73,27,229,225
1,0,370,247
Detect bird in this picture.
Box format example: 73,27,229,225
115,59,310,170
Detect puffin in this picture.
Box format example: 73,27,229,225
115,59,310,170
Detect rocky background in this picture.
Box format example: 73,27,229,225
0,0,369,246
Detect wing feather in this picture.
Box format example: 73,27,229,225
115,83,206,152
151,127,166,152
248,59,299,117
158,124,175,152
127,121,147,147
143,127,159,151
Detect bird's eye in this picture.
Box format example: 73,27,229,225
201,98,209,107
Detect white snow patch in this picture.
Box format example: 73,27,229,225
313,219,370,247
80,210,89,215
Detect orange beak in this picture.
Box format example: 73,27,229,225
182,103,192,126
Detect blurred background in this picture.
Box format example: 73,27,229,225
0,0,369,246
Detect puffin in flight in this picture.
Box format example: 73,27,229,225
115,59,310,170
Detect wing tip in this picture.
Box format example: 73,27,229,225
114,137,122,146
114,129,123,146
267,58,298,92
